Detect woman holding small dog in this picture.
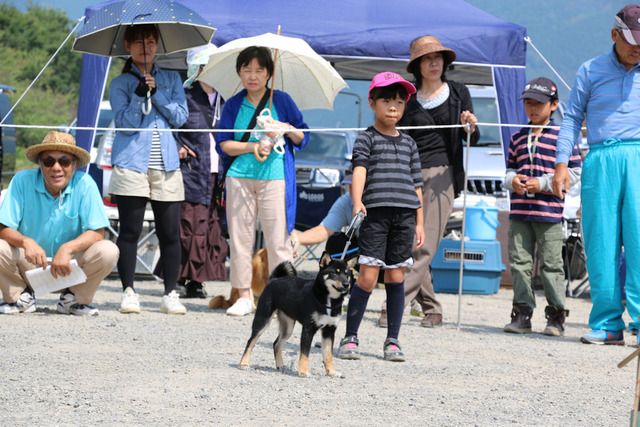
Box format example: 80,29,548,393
216,46,309,316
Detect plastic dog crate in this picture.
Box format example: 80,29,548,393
432,239,505,294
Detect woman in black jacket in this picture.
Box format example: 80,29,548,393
173,45,228,298
379,35,479,328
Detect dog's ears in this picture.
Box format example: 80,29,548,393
346,256,358,269
319,251,332,268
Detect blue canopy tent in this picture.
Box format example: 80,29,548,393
76,0,527,163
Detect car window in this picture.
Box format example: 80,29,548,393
472,97,501,147
296,133,349,162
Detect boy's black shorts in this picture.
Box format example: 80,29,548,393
358,207,416,268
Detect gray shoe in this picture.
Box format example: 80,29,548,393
383,338,406,362
337,335,360,360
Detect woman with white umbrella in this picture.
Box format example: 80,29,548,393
216,46,309,316
108,24,189,315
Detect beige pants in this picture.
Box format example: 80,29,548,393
226,177,292,289
0,239,119,305
403,165,454,315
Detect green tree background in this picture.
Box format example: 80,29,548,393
0,2,84,168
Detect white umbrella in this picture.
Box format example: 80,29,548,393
197,32,347,111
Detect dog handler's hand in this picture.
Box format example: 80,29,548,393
552,163,570,199
353,202,367,218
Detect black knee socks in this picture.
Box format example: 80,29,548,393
385,281,405,340
345,284,371,337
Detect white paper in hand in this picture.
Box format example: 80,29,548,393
25,259,87,297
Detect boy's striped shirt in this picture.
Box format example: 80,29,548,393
507,119,581,223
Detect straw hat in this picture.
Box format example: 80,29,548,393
25,131,91,167
406,35,456,73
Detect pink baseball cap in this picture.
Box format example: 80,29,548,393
368,72,416,102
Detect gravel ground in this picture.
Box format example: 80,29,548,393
0,263,637,426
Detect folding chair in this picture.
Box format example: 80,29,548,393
104,204,160,278
294,185,342,267
564,218,589,297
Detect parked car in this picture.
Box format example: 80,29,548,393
294,130,355,188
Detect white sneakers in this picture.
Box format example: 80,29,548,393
161,290,187,315
0,290,37,314
120,287,141,314
57,290,99,316
121,287,187,314
226,298,253,316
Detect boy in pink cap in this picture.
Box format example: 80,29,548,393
337,72,424,362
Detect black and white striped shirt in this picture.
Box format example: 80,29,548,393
148,119,164,170
351,126,423,209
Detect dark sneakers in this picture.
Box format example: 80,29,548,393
185,281,207,299
504,304,533,334
543,306,569,337
420,313,443,328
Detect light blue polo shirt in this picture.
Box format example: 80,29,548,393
0,169,109,257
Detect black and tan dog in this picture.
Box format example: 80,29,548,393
239,252,355,377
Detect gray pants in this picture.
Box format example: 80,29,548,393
403,166,454,315
508,219,565,310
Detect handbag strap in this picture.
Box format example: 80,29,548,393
221,89,272,177
240,89,271,142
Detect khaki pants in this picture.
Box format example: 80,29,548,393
226,177,292,289
0,239,119,305
508,219,565,310
403,166,454,315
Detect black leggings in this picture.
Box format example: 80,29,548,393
116,196,181,294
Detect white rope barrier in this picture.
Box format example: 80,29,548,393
0,122,581,133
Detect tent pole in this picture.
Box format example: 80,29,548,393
268,25,281,112
457,123,472,331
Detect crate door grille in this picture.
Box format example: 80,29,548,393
443,249,485,263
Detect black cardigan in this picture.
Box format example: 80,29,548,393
398,80,480,198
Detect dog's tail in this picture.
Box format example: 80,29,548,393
269,261,297,280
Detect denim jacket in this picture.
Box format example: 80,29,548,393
109,65,188,173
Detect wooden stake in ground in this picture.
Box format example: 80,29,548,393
618,346,640,427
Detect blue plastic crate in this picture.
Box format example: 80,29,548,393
431,239,505,294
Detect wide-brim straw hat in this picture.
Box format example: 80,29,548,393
406,35,457,73
25,131,91,168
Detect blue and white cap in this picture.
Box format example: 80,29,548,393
183,43,217,88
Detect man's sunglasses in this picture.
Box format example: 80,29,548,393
41,156,73,168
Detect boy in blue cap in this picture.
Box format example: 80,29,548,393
504,77,581,336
